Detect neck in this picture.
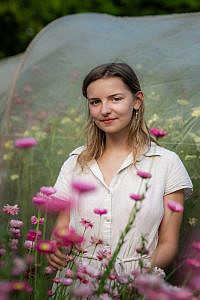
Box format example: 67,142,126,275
104,132,131,153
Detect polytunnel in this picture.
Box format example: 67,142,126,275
0,12,199,219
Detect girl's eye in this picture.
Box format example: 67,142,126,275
89,99,101,105
113,97,122,102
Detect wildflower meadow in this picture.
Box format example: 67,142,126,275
1,111,200,299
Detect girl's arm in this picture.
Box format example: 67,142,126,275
151,189,184,269
46,209,70,270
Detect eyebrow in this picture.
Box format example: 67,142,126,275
87,93,125,101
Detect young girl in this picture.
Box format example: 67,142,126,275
47,62,192,275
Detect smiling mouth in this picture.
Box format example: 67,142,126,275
100,118,117,124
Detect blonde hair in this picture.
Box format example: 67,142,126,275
77,63,152,168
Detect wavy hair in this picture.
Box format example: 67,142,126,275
78,62,152,168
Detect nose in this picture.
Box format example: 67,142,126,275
101,101,111,116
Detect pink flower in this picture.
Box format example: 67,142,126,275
53,277,61,284
44,266,54,275
47,290,53,297
96,249,112,261
11,257,27,276
59,278,73,286
150,127,168,138
26,229,42,241
10,228,21,238
190,275,200,292
2,204,19,215
9,220,23,228
24,240,35,250
167,200,184,213
129,193,144,201
15,137,37,148
93,208,108,215
71,180,96,193
0,248,6,257
192,242,200,251
136,170,152,179
53,227,84,247
36,240,57,254
0,281,12,294
31,216,44,225
11,281,32,293
90,236,103,246
40,186,57,196
32,196,47,205
186,258,200,268
80,218,94,229
65,268,74,278
9,239,19,251
73,284,94,297
164,285,193,300
32,194,73,213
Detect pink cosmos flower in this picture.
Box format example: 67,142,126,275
53,227,84,247
167,200,184,213
136,170,152,179
9,220,23,228
93,208,108,215
186,258,200,268
36,240,57,254
80,218,94,229
2,204,19,215
32,194,73,213
40,186,57,196
15,137,38,148
129,193,144,201
24,240,35,250
26,229,42,242
71,180,96,193
31,216,44,225
150,127,168,138
53,277,61,284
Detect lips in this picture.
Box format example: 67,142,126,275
100,118,117,124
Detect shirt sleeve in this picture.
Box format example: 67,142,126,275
164,152,193,199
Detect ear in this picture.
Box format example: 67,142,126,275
133,91,144,110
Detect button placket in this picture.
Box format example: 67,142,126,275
102,189,112,246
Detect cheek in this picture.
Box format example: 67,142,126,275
89,107,98,118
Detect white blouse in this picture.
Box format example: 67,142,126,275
54,142,193,274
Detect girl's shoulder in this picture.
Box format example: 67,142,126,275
69,145,85,157
146,142,181,162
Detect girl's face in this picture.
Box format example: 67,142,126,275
86,77,143,136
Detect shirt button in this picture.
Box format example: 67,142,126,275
105,217,111,222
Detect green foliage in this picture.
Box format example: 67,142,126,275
0,0,200,58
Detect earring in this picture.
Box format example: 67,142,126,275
135,110,139,120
